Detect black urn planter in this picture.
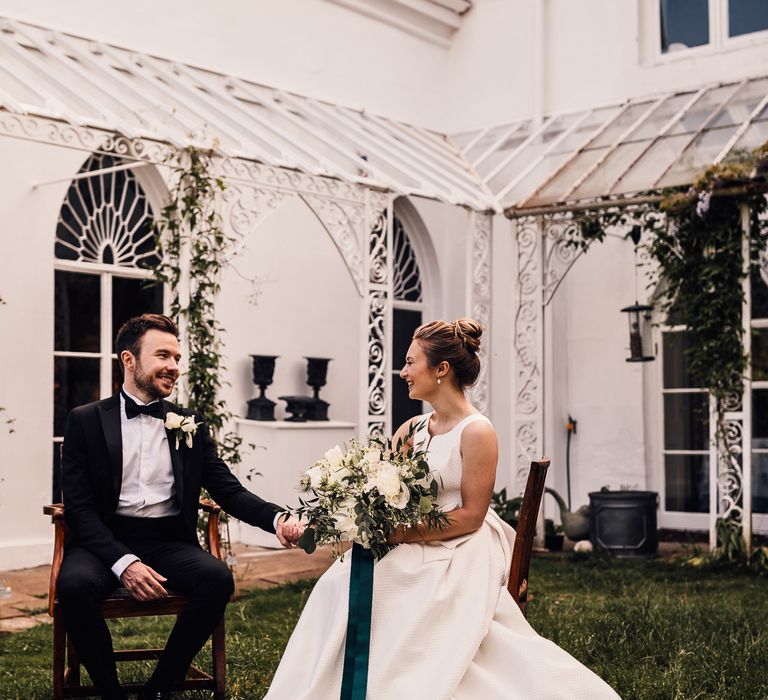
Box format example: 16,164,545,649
588,490,658,558
246,355,278,421
305,356,331,421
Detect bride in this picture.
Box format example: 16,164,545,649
266,319,620,699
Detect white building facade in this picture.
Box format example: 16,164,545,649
0,0,767,568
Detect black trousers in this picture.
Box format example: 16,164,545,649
57,516,233,699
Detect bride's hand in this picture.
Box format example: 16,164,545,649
276,515,304,548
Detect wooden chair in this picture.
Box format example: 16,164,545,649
44,501,226,700
508,458,550,617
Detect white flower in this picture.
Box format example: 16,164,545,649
305,465,325,489
165,412,184,430
363,448,381,465
324,445,345,468
696,191,711,218
327,464,351,485
390,484,410,510
332,499,358,541
165,412,199,449
373,463,402,499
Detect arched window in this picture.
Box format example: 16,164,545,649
52,154,163,499
391,214,425,431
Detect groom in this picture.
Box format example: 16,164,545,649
58,313,302,700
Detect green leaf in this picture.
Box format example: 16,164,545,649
298,527,317,555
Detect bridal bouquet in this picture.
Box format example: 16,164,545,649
295,423,448,560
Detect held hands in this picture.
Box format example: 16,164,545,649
276,515,304,549
120,561,168,601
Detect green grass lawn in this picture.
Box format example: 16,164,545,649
1,555,766,699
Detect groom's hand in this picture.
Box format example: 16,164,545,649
276,515,304,549
121,561,169,601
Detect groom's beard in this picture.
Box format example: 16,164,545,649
133,361,177,400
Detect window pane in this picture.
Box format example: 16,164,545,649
753,452,768,513
664,393,710,450
663,331,699,388
112,278,163,352
753,389,768,444
665,454,709,512
660,0,709,53
53,357,100,436
393,309,423,371
752,329,768,381
729,0,768,36
54,271,100,352
751,268,768,320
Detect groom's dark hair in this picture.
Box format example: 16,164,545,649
115,313,179,376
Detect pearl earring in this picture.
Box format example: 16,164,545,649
437,378,442,385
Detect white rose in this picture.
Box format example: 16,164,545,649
332,500,358,541
388,483,410,510
364,448,381,465
324,445,345,468
164,412,183,430
374,463,402,498
327,465,351,485
305,465,325,489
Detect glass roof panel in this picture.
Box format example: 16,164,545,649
474,121,533,171
500,109,623,203
656,125,741,187
464,123,521,164
484,113,581,193
668,83,742,135
491,107,619,199
525,147,609,205
587,101,655,148
450,130,478,150
630,92,698,140
568,141,651,200
610,133,692,194
708,77,768,128
729,119,768,153
0,63,46,105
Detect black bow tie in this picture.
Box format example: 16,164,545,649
122,391,165,420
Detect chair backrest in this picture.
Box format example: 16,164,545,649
507,458,550,617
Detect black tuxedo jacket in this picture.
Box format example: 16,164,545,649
61,393,280,570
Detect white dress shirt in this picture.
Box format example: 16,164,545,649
111,387,179,580
111,388,286,580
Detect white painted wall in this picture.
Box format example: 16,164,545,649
217,195,361,425
0,138,92,569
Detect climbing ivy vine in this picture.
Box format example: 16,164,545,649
562,144,768,554
152,147,243,469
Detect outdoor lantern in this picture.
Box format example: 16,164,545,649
620,302,655,362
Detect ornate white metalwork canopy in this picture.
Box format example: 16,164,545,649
0,16,494,211
455,76,768,214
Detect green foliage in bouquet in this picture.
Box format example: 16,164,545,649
295,421,449,561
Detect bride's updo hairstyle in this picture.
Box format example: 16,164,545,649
413,318,482,389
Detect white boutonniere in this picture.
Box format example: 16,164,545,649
164,411,201,449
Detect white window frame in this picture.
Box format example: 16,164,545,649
657,324,713,530
647,0,768,65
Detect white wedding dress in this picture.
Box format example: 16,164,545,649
265,413,621,699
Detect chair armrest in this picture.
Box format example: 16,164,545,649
199,500,224,561
43,504,67,617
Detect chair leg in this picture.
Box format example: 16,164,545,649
52,609,66,700
66,637,81,686
212,616,226,700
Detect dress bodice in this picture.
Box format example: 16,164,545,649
413,412,492,512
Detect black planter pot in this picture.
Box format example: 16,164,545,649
588,490,658,558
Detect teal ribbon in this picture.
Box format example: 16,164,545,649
340,543,375,700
